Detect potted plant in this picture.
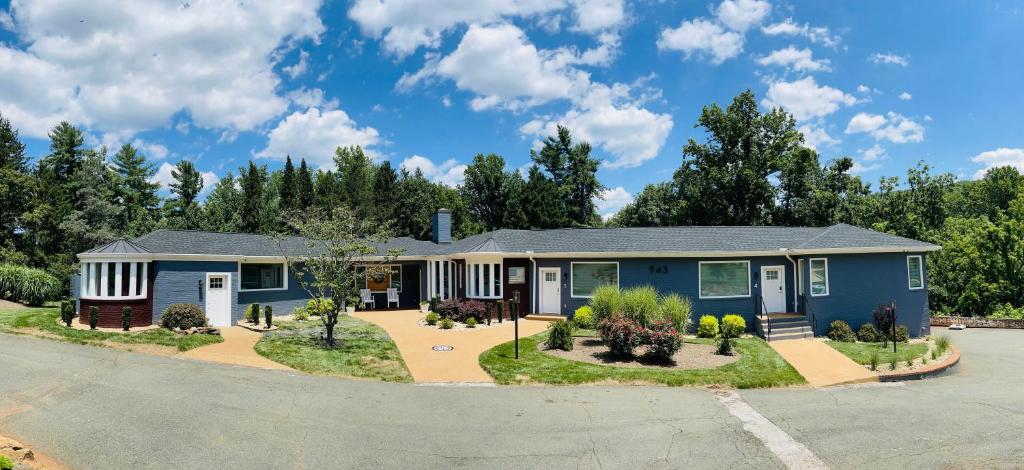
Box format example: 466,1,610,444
345,295,358,314
420,300,430,313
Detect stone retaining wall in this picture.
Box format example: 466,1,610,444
930,316,1024,329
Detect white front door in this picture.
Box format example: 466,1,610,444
760,266,786,313
205,273,232,327
539,268,561,314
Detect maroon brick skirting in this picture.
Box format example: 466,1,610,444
79,268,154,328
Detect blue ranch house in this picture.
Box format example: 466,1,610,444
71,209,938,339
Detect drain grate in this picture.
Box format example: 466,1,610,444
432,345,454,352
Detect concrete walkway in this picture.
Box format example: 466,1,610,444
354,310,550,383
177,326,291,371
769,338,877,387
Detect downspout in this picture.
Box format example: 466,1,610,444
528,253,536,314
784,251,798,313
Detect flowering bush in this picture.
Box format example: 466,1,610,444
597,315,643,356
644,320,682,360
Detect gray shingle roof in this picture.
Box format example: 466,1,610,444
80,224,937,258
83,238,151,254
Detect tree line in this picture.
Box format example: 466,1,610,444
0,89,1022,317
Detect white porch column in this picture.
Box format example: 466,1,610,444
90,263,98,296
80,264,87,295
140,263,148,297
114,262,123,297
128,262,138,297
100,263,109,297
426,261,434,301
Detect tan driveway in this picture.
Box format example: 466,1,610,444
354,309,550,383
178,326,291,371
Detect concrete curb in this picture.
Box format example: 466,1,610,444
878,346,960,382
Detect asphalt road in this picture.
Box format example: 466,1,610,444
0,327,1021,469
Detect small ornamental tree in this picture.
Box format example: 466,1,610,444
265,305,273,328
121,306,132,331
276,207,399,347
88,305,99,330
60,299,75,327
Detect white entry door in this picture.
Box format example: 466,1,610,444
760,266,786,313
205,273,232,327
539,268,561,314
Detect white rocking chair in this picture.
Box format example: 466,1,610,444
386,288,400,309
360,289,375,310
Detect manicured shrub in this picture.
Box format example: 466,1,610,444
160,303,208,330
597,315,642,356
88,305,98,330
425,312,439,326
644,320,682,361
826,320,856,342
573,306,595,329
429,296,441,313
292,307,310,321
459,299,487,323
60,299,75,327
720,314,746,338
589,284,621,324
265,305,273,328
437,299,460,319
0,263,61,306
466,317,477,328
619,285,660,327
547,320,575,351
893,325,909,343
248,303,261,325
857,323,880,343
659,293,692,332
697,314,719,338
121,306,132,331
440,317,454,329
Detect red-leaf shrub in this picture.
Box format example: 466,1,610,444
644,320,682,360
437,299,460,319
459,300,487,322
597,314,643,356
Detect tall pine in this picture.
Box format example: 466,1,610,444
279,155,297,212
238,162,268,233
111,144,160,235
297,159,315,210
0,114,32,263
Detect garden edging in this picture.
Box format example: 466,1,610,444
878,346,960,382
931,316,1024,329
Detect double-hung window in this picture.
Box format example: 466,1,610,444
809,258,829,296
907,255,924,290
571,262,619,298
699,261,751,299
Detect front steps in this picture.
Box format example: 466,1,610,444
757,314,814,341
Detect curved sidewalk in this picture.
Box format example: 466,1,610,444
354,310,550,384
178,326,292,371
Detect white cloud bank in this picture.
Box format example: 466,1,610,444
151,161,218,195
400,155,467,187
972,148,1024,179
845,112,924,144
757,46,831,72
256,108,381,168
761,77,856,121
594,186,633,220
657,0,770,64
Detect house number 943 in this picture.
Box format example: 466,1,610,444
649,265,669,274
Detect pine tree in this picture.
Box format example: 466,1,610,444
523,165,567,229
111,144,160,234
279,155,297,212
238,162,268,233
461,153,509,231
297,159,315,210
502,171,529,229
30,121,88,265
529,125,601,226
169,160,203,208
203,172,242,232
394,168,436,239
60,148,121,253
0,114,32,263
334,145,374,217
372,161,398,226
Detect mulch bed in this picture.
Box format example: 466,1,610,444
539,336,741,370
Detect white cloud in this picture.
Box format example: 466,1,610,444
845,112,924,144
657,18,743,64
757,46,831,72
594,186,633,220
348,0,625,58
400,155,466,186
857,84,871,94
257,108,381,168
898,91,912,100
971,147,1024,179
850,161,881,174
761,18,840,48
715,0,771,32
283,50,310,79
860,144,886,161
869,53,909,66
0,9,13,31
798,125,838,150
441,96,452,108
761,77,856,120
151,161,217,195
286,87,339,110
0,0,324,139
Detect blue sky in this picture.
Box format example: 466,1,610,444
1,0,1022,218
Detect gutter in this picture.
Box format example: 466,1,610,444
528,253,536,315
784,251,798,313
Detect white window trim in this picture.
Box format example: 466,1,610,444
79,261,149,300
466,259,503,299
809,258,829,297
356,264,404,294
238,262,289,292
907,255,925,290
570,261,620,299
797,259,805,296
698,260,752,299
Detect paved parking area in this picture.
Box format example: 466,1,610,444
1,326,1022,469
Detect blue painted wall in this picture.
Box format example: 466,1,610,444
153,260,238,324
236,265,312,320
800,252,930,337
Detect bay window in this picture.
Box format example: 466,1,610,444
79,261,148,299
699,261,750,299
571,262,619,298
427,260,455,300
466,260,502,299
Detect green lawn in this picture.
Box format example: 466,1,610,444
827,341,929,365
0,307,222,352
254,316,412,383
479,333,806,389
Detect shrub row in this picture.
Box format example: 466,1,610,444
0,263,62,306
437,298,489,323
827,319,910,343
589,285,692,331
596,315,683,360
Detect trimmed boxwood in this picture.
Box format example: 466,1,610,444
160,303,208,330
121,306,132,331
697,315,719,338
264,305,273,328
857,323,880,343
547,320,575,351
827,320,856,342
88,305,98,330
60,299,75,327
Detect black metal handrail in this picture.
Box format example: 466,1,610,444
801,294,817,336
758,294,771,341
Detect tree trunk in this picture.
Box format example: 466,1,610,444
324,311,338,346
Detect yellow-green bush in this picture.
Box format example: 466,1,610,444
573,305,595,328
721,314,746,338
697,314,719,338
